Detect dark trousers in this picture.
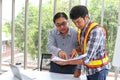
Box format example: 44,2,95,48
87,69,109,80
49,61,77,74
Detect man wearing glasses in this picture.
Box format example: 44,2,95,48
47,12,79,74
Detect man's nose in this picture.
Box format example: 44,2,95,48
60,25,64,28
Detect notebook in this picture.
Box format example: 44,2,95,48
10,64,35,80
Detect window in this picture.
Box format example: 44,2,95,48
2,45,6,53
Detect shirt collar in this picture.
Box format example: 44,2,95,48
82,20,91,33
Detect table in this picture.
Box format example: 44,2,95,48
0,69,87,80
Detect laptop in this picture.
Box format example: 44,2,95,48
10,64,35,80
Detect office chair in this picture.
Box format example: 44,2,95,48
40,53,52,71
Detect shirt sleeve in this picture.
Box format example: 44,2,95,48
82,27,105,63
46,30,61,56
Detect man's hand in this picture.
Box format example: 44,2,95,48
70,49,77,58
58,50,67,59
74,69,81,78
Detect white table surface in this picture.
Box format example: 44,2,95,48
0,69,119,80
0,69,87,80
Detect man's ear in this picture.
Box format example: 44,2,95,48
85,14,89,19
84,14,89,22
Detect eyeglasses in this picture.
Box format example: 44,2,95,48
55,21,67,27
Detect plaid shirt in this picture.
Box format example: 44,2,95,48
78,20,111,76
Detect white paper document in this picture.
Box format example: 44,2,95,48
51,54,86,62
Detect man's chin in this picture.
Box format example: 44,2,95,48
60,31,66,34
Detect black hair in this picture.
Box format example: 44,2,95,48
53,12,68,23
70,5,88,20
